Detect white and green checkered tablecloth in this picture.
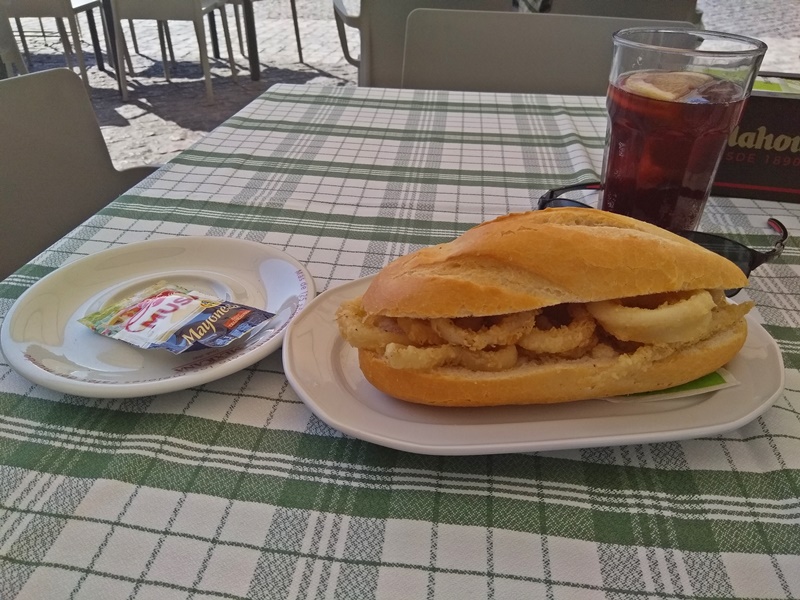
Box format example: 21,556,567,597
1,84,798,599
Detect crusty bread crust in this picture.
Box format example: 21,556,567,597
357,320,748,406
362,208,748,318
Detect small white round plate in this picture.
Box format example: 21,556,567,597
1,237,315,398
284,276,785,455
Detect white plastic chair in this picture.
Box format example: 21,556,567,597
0,68,158,279
2,0,108,88
540,0,703,26
333,0,513,88
0,3,28,76
111,0,237,102
401,10,695,95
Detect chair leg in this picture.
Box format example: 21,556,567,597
218,6,238,82
6,50,28,76
66,15,90,89
14,19,31,68
232,3,247,59
0,25,29,76
163,21,176,65
56,18,75,69
128,20,139,53
121,21,134,74
157,21,170,81
114,20,129,100
193,17,213,101
16,55,29,75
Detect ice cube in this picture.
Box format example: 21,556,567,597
694,78,740,103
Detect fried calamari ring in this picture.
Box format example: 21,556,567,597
336,298,411,351
517,305,596,355
396,317,446,346
586,290,715,345
383,343,518,372
384,343,458,370
456,344,518,371
430,310,538,351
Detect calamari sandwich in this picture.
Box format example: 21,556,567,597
336,208,753,406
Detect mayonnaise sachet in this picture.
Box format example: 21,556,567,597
79,282,274,354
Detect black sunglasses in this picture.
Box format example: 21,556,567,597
539,182,788,297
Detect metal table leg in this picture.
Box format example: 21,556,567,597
85,8,105,71
101,0,123,93
289,0,303,63
101,0,116,66
242,0,259,80
208,12,220,59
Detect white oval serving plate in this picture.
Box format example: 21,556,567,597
283,276,784,455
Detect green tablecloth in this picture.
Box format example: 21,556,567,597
1,84,798,599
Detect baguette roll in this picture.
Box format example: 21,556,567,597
337,208,753,406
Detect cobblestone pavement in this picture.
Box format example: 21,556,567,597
11,0,359,168
9,0,800,169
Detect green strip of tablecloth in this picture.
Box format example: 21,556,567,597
0,396,796,554
259,90,610,118
221,117,606,149
168,151,599,188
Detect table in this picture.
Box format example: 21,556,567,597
1,84,798,599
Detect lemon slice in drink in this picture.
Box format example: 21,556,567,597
623,71,713,102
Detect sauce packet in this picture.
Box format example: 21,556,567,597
79,282,274,354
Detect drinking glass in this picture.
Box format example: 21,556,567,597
600,28,767,231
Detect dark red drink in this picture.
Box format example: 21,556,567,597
601,70,747,231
